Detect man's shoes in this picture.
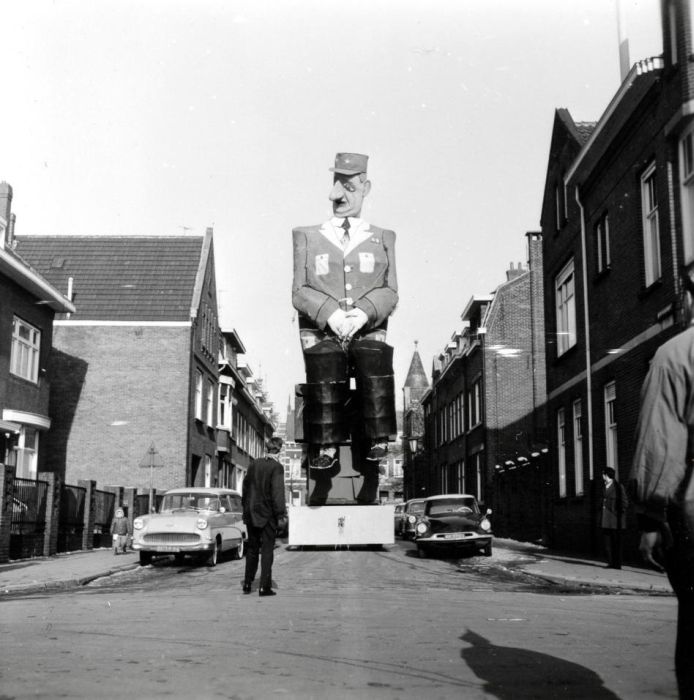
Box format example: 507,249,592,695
310,454,338,470
366,442,388,462
259,588,277,597
242,583,252,594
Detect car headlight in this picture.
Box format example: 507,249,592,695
480,518,491,532
407,515,417,524
196,518,209,530
133,518,144,530
415,520,430,536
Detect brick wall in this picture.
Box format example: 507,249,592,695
44,325,191,490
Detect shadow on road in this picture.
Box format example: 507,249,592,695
460,630,620,699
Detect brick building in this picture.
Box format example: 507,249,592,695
541,0,694,556
15,230,221,491
0,183,74,476
421,233,546,528
217,328,275,494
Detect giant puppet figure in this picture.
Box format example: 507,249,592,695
292,153,398,501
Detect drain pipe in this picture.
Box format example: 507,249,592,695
575,185,594,482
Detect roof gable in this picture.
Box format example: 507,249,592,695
14,235,205,322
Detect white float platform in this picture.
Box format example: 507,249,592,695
288,504,395,546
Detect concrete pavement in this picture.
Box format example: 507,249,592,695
0,538,673,597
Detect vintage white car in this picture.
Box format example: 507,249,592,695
131,487,247,567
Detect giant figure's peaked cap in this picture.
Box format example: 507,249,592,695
329,152,368,175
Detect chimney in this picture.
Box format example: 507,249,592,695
0,182,12,249
506,261,526,282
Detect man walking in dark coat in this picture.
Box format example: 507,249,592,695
629,262,694,698
242,436,287,597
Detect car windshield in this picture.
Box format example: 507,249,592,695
427,498,478,516
160,493,222,512
409,501,425,514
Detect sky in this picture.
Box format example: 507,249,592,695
1,0,663,420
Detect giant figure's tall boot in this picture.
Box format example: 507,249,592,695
351,339,397,441
302,339,350,446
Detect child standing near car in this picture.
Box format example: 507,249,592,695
110,507,131,555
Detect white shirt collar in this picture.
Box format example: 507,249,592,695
321,217,371,255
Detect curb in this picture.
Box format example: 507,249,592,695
1,562,140,597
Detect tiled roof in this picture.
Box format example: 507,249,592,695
574,121,597,145
14,235,204,322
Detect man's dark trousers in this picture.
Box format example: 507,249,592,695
244,522,276,591
665,509,694,699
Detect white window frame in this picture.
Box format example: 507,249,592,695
14,426,39,479
557,408,567,498
596,213,611,273
11,316,41,383
194,370,203,420
680,126,694,263
573,399,584,496
206,380,214,425
605,382,618,471
204,454,212,487
555,260,576,356
468,380,481,429
641,162,661,286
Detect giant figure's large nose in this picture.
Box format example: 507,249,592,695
329,181,345,201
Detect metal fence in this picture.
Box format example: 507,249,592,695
10,477,48,559
57,483,86,553
93,489,116,549
133,492,162,518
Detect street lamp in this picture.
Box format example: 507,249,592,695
408,436,419,454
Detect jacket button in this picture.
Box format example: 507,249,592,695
344,265,351,272
345,297,353,305
345,283,353,291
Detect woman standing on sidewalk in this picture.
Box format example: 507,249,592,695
600,467,628,569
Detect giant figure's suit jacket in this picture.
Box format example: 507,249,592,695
292,221,398,333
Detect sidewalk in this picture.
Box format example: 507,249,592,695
0,548,140,596
0,539,673,597
493,538,673,595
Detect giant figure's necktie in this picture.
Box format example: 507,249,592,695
340,218,351,249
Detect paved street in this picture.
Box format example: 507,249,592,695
0,538,678,699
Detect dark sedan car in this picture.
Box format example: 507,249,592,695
398,498,426,539
414,494,492,558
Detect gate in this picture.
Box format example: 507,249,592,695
10,477,48,559
93,489,116,549
57,483,86,553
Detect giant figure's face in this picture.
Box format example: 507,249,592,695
329,173,371,218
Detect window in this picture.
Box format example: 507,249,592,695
680,127,694,263
10,317,41,382
471,452,483,501
641,162,661,286
467,380,481,429
555,260,576,355
203,454,212,487
605,382,618,470
595,213,611,273
206,380,214,425
573,399,584,496
14,427,38,479
194,370,203,420
557,408,567,498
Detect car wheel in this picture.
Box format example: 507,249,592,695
482,543,492,557
233,537,245,560
206,539,219,567
417,545,427,559
139,551,153,566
